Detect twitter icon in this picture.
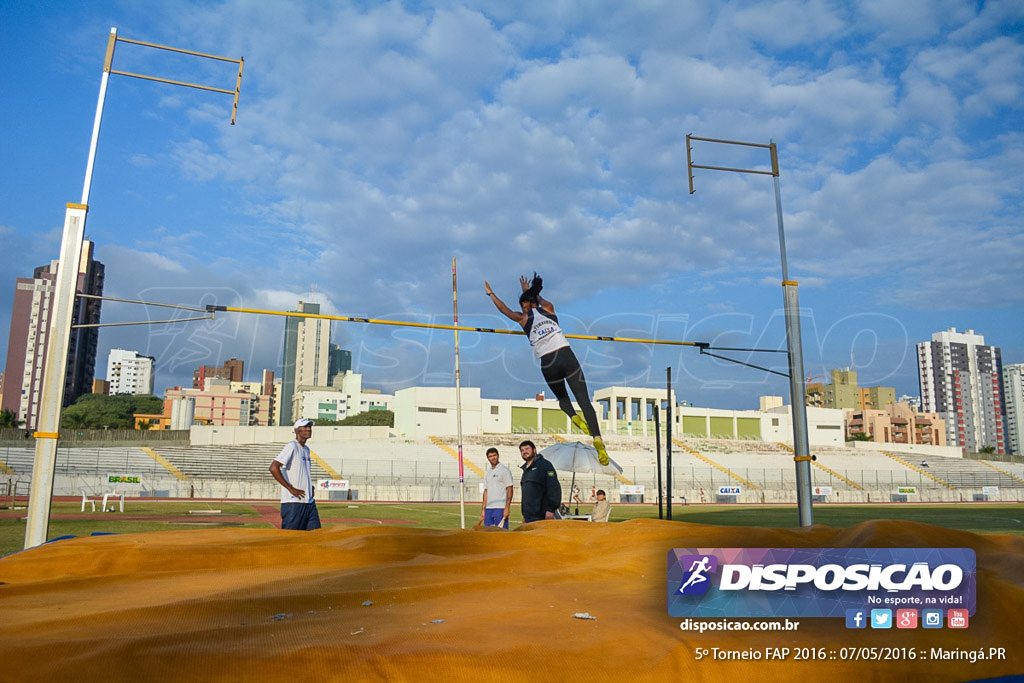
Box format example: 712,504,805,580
870,609,892,629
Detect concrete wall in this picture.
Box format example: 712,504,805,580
761,405,847,446
393,387,483,438
189,424,391,445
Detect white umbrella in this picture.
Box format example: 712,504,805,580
540,441,623,476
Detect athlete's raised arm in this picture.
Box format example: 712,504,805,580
485,280,525,325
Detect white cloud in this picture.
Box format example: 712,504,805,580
3,1,1021,407
725,0,848,48
854,0,975,45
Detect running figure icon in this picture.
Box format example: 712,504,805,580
678,556,712,593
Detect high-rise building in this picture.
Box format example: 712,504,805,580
823,368,860,409
229,369,276,426
0,241,104,430
804,381,825,408
280,301,330,424
845,402,945,446
107,349,155,396
1003,363,1024,456
163,380,254,427
809,369,895,411
918,328,1006,454
193,358,244,389
328,343,352,377
859,386,896,410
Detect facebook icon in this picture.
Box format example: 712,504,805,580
845,609,866,629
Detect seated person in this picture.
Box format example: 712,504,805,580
590,489,611,523
920,459,929,468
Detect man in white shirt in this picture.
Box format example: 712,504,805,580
480,447,513,529
269,418,321,530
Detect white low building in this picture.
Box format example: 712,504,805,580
760,404,847,446
393,386,601,439
292,372,394,424
293,386,351,422
391,385,845,446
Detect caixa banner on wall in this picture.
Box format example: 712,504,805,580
667,548,975,618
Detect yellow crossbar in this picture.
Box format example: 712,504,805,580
213,305,703,348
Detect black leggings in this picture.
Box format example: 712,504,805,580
539,346,601,437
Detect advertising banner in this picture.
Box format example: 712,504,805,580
667,547,976,619
106,474,142,487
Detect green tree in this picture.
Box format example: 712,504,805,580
978,445,996,454
341,410,394,427
845,432,872,443
0,408,22,429
60,394,163,430
315,410,394,427
64,412,89,430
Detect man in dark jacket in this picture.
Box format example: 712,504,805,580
518,440,561,523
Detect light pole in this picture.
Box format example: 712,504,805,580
686,135,814,526
24,28,243,549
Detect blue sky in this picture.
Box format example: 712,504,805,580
1,0,1022,410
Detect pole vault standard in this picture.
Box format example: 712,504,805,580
452,258,466,529
686,134,814,527
24,29,243,550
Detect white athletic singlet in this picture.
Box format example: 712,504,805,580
524,307,570,359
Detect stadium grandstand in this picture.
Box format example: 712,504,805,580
3,430,1021,506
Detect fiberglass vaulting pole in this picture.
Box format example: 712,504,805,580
453,258,465,529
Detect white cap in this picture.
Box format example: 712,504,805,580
293,418,314,429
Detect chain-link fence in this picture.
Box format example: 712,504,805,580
3,466,1020,506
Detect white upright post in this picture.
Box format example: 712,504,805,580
24,29,117,550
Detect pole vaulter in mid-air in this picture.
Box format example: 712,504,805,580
484,273,608,465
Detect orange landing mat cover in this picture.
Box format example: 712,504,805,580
1,519,1022,682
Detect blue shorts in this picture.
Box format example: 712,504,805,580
483,508,508,529
281,502,321,530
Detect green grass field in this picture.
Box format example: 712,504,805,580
1,501,1021,558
